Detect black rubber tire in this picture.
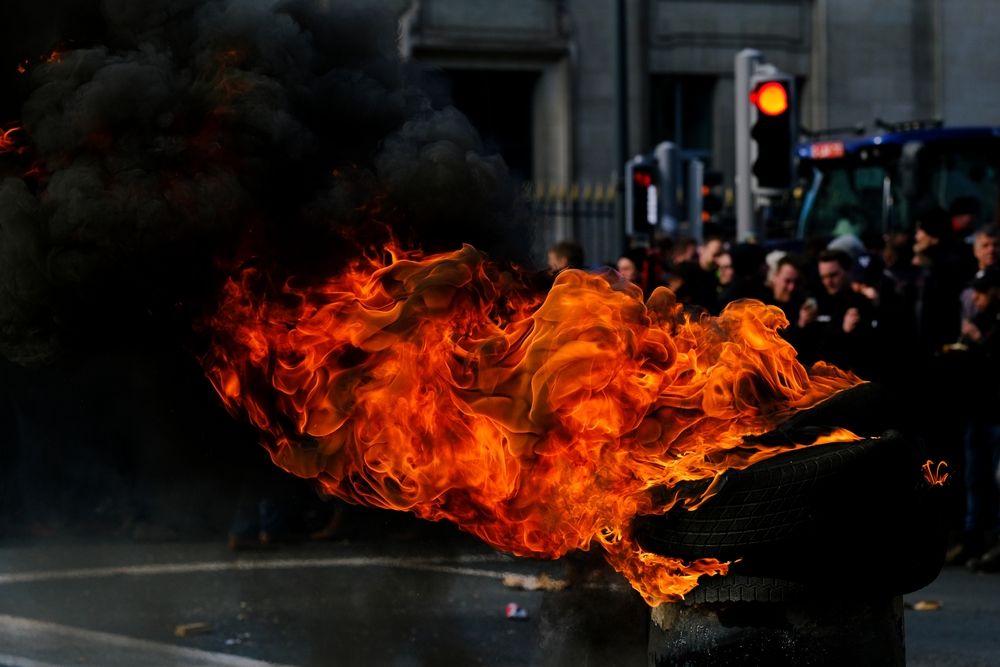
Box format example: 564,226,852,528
634,385,946,596
769,381,901,440
635,433,912,561
680,574,807,605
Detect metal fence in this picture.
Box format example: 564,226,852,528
526,181,622,269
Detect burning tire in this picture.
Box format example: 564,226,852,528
679,574,807,605
636,435,907,561
635,384,946,596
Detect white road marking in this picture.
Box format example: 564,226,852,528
0,614,297,667
0,554,519,586
0,653,63,667
0,553,600,665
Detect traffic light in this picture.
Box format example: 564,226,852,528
625,155,659,235
686,161,725,242
749,70,796,192
701,169,724,222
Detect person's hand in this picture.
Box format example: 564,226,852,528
798,298,818,328
962,319,983,342
843,307,861,334
858,284,878,303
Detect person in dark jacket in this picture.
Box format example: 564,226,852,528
767,254,806,324
913,204,965,354
674,235,724,312
718,243,771,310
790,249,875,374
953,269,1000,571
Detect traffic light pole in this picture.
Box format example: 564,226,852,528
734,49,762,242
687,158,705,244
654,141,679,236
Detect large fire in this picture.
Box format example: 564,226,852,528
203,244,861,605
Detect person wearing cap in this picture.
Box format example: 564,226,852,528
952,268,1000,572
962,269,1000,344
961,225,1000,323
913,203,954,262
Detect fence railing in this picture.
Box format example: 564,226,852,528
525,181,622,269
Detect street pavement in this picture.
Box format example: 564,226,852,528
904,566,1000,667
0,523,648,667
0,525,996,666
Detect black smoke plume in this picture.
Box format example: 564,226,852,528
0,0,530,365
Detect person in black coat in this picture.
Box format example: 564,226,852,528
912,204,966,354
790,249,875,374
953,269,1000,570
717,243,771,310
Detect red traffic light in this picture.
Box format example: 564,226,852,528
750,81,789,116
632,170,653,188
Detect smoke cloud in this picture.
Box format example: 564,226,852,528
0,0,530,365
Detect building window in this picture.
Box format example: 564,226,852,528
650,75,715,153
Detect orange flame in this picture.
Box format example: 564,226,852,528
0,124,27,156
922,460,949,486
203,245,862,604
1,123,42,177
13,46,64,75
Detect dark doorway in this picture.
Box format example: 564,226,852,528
441,69,538,181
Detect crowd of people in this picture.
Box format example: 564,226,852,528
547,202,1000,574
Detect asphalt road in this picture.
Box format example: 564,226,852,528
0,528,995,666
0,526,648,667
904,566,1000,667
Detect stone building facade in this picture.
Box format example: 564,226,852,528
386,0,1000,258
